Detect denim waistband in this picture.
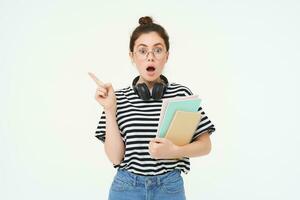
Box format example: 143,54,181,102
115,168,182,187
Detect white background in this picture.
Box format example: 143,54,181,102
1,0,299,199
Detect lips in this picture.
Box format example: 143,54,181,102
146,66,155,71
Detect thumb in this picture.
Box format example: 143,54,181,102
104,83,114,91
104,83,112,88
105,83,115,95
151,137,165,143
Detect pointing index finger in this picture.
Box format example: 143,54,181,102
88,72,104,86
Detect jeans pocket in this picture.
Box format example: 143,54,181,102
111,177,125,192
161,175,184,194
111,176,133,192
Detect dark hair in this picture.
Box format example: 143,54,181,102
129,16,169,52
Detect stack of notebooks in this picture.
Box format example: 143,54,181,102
157,95,202,146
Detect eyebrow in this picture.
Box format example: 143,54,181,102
137,43,164,47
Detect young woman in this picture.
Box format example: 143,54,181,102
91,16,216,200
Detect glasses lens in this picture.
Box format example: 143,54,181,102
137,48,147,60
136,47,165,60
153,47,163,59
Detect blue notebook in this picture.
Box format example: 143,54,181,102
157,95,201,138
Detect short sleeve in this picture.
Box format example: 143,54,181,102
95,110,106,143
191,106,216,142
177,84,216,141
181,85,194,96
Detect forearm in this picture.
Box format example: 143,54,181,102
103,110,125,165
173,133,211,158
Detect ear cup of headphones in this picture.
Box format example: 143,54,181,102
152,82,165,100
134,82,151,100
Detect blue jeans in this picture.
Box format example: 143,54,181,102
108,168,186,200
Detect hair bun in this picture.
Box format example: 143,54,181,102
139,16,153,25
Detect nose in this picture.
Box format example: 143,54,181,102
147,51,155,61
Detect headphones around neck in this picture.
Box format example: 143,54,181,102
132,74,169,100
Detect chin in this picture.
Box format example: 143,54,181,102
139,71,161,83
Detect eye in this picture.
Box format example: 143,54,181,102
154,47,163,54
138,48,148,55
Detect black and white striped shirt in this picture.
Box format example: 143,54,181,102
95,82,215,176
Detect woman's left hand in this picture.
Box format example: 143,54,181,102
148,138,179,159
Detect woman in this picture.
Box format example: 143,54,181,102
90,16,215,200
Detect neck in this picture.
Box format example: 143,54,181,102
137,76,162,90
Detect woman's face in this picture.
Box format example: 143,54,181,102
129,31,169,83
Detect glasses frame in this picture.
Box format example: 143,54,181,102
133,47,168,60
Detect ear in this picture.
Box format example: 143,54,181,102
129,52,134,64
165,51,169,62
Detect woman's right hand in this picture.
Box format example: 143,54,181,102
88,72,117,113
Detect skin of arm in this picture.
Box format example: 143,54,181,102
103,109,125,165
173,131,212,158
149,131,212,159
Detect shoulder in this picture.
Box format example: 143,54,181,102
168,82,194,96
114,86,131,94
113,86,134,99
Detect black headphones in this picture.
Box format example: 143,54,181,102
132,74,169,100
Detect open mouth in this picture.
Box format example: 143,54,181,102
146,66,155,71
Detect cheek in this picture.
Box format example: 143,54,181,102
158,60,167,68
133,59,143,68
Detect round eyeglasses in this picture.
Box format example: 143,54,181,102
134,47,167,60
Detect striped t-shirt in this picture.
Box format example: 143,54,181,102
95,82,215,176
